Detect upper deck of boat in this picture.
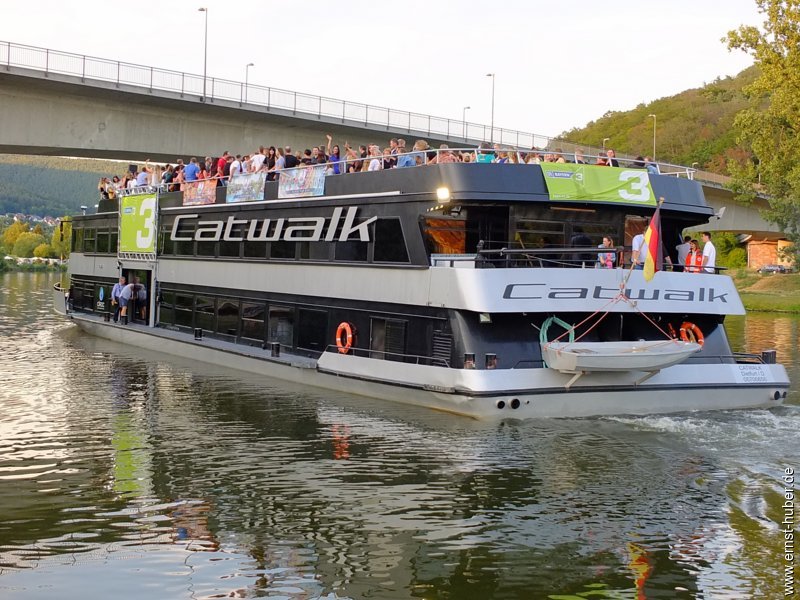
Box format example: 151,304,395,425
90,159,714,221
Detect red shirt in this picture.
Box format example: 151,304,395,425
216,156,227,177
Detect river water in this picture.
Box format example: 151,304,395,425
0,272,798,599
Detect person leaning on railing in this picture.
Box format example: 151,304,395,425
427,144,459,164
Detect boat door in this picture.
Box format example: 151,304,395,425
121,268,152,326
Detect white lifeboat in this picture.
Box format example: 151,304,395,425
542,340,701,374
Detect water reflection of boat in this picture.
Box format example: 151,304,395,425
56,157,790,418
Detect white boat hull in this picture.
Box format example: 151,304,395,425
65,314,790,420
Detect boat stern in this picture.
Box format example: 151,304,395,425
52,282,69,316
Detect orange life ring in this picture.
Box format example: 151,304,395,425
679,321,704,345
335,322,356,354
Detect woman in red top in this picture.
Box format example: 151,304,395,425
685,239,703,273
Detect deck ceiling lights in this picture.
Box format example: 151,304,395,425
436,187,451,202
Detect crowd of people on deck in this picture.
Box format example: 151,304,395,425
97,137,661,200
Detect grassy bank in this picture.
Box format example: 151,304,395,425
730,269,800,313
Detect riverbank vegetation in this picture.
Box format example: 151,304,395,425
732,269,800,313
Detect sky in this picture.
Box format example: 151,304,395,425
4,1,763,139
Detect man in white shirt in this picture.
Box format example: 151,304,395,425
229,155,243,177
701,231,716,273
631,231,647,269
111,275,126,323
250,146,266,172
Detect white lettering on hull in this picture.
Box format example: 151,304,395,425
170,207,376,244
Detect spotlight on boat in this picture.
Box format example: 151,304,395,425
80,205,88,215
479,313,492,324
436,187,451,202
464,353,476,369
485,353,497,369
194,328,203,340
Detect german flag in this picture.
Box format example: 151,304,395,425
642,204,662,282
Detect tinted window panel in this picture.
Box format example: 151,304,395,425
268,306,294,348
241,302,266,343
216,299,240,337
374,219,409,263
297,309,328,352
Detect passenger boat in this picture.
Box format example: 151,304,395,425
54,153,790,418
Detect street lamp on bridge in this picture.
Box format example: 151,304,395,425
602,137,610,151
245,62,254,103
486,73,495,143
198,7,208,101
462,106,470,141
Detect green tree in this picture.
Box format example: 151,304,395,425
12,232,46,258
726,0,800,264
32,223,44,235
2,221,29,253
50,219,72,259
33,243,53,259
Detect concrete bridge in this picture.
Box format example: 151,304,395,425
0,41,784,242
0,40,550,163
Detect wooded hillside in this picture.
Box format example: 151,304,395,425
560,67,759,173
0,155,127,217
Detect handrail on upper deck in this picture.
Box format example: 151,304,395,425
103,145,702,207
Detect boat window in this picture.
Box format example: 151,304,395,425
173,220,195,256
159,291,176,326
82,283,95,311
219,222,242,257
268,306,294,348
370,318,407,361
241,302,266,345
216,299,240,338
514,220,565,249
297,309,328,352
196,296,215,333
110,229,118,255
197,240,216,257
334,240,368,262
159,224,174,256
82,228,96,253
71,227,82,253
270,241,296,259
96,229,110,254
298,241,332,261
174,294,194,328
244,241,267,259
569,223,610,247
373,219,409,263
421,217,467,254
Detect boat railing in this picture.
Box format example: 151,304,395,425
476,246,628,269
325,345,450,368
270,147,694,177
106,146,697,204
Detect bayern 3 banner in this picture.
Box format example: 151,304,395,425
540,163,657,206
226,172,267,203
183,179,217,206
119,193,157,254
278,165,326,199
